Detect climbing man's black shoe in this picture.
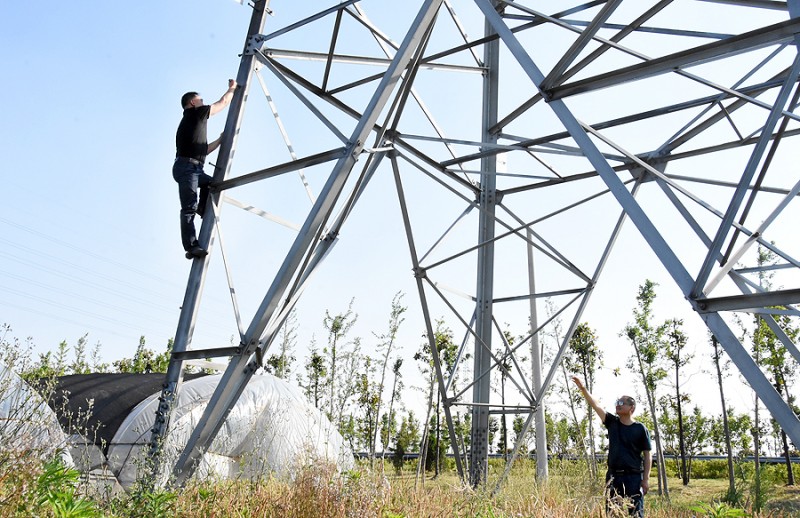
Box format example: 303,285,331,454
185,245,208,259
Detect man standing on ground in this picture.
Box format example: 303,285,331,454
572,376,652,517
173,79,237,259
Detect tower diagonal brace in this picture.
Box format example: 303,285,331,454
168,0,447,486
147,0,272,485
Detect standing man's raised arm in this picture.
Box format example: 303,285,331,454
571,376,606,422
209,79,238,116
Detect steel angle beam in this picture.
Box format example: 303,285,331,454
468,0,501,485
214,148,347,191
539,0,624,91
264,48,485,74
696,289,800,313
171,347,242,361
549,18,800,100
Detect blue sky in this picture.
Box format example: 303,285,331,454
2,0,788,420
1,1,250,358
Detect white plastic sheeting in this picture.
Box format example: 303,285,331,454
0,364,72,464
107,372,353,488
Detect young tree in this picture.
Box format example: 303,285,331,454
623,280,669,496
379,411,398,458
716,408,754,456
755,311,798,486
355,356,380,454
399,411,421,454
488,416,499,456
300,341,326,409
566,322,602,477
494,337,514,460
682,406,710,481
749,245,798,492
659,404,708,485
321,299,358,425
68,334,91,375
545,414,573,457
511,414,532,455
750,349,765,512
548,301,593,474
382,357,404,461
711,335,737,499
113,336,171,373
664,318,692,485
392,412,419,475
393,411,420,473
21,340,69,382
370,293,407,463
333,337,364,439
413,320,459,483
89,338,108,373
265,308,297,379
656,398,680,473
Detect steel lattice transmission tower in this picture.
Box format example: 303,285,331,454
149,0,800,488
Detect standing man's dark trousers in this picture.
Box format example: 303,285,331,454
173,157,212,252
605,471,644,517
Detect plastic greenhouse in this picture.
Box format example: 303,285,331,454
0,364,70,462
46,371,353,489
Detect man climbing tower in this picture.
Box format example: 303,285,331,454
172,79,237,259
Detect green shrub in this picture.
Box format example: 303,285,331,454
689,460,730,479
690,501,747,517
33,457,100,518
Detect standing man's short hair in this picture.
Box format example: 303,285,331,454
181,91,199,109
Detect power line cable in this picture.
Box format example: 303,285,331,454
0,216,184,291
0,270,180,329
0,249,180,314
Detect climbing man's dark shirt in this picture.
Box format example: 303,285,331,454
175,105,211,162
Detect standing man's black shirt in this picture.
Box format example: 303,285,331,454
604,413,651,473
175,105,211,162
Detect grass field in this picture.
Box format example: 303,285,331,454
163,459,800,517
6,455,800,517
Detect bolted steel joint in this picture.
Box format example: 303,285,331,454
245,34,265,55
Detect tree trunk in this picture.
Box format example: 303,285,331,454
777,373,795,485
373,320,400,467
415,375,435,488
781,429,795,485
583,365,598,478
675,362,688,485
754,394,761,473
634,342,669,496
753,394,762,501
383,369,399,463
328,338,337,421
562,364,593,476
501,370,508,461
712,336,736,497
435,389,441,478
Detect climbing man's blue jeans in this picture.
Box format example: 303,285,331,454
172,159,212,251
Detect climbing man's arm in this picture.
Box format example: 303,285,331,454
209,79,237,117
